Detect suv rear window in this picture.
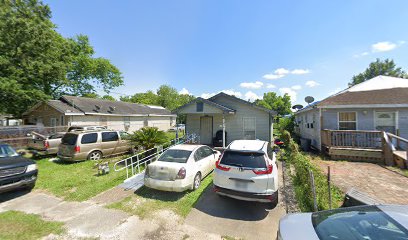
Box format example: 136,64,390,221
81,133,98,144
220,151,266,168
61,134,78,145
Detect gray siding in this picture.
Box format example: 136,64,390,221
398,109,408,139
296,108,321,149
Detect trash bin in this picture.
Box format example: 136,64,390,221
300,138,311,151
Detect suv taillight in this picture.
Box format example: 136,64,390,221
176,167,186,179
74,146,80,153
216,160,230,171
253,164,273,175
44,141,50,149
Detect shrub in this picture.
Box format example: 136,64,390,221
130,127,168,150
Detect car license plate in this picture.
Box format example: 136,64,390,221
234,180,248,189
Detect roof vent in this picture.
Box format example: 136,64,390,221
95,105,101,112
109,106,116,112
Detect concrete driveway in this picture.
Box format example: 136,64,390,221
185,162,286,240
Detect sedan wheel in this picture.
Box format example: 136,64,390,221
88,151,102,161
193,173,201,190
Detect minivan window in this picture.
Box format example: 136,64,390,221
220,151,266,168
102,132,119,142
61,134,78,145
81,133,98,144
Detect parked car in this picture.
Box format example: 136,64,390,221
278,205,408,240
57,130,132,161
168,124,185,132
27,132,65,155
0,143,38,193
144,144,220,192
213,140,278,205
67,125,107,132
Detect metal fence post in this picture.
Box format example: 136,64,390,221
328,166,332,210
309,169,318,212
131,157,134,176
137,155,140,173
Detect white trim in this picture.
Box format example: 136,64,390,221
320,104,408,109
64,113,85,116
83,112,175,117
337,111,358,130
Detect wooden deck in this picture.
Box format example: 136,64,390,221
321,130,408,169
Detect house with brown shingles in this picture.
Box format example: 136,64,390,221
295,75,408,150
22,95,176,132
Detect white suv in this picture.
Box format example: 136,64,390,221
213,140,278,205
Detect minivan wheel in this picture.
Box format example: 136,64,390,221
88,151,102,161
193,173,201,190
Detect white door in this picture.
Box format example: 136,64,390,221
375,112,396,134
200,116,213,145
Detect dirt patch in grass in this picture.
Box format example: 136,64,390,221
0,211,64,240
107,174,213,219
34,157,127,201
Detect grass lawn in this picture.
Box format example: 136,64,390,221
34,155,128,201
386,166,408,177
107,174,213,219
0,211,64,240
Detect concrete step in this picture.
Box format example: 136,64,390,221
119,172,145,191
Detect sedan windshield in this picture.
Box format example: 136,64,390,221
158,149,192,163
312,205,408,240
0,145,19,158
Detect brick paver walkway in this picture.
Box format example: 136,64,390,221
315,160,408,205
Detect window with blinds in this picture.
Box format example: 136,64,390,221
243,117,256,140
338,112,357,130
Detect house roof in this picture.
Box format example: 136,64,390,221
61,95,174,116
209,92,277,114
47,100,83,114
173,97,236,114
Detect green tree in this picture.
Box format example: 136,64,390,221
0,0,123,116
350,58,407,86
255,92,292,116
120,90,159,105
130,127,168,150
101,95,116,101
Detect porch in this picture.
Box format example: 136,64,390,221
321,129,408,168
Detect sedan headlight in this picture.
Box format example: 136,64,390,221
26,164,37,173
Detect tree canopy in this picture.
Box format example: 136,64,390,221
349,58,407,86
255,92,292,116
0,0,123,116
120,85,195,111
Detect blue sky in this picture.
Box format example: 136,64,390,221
44,0,408,106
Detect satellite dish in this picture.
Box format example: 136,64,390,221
305,96,314,104
292,104,304,111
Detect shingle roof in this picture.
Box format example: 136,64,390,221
61,95,173,116
47,100,83,114
318,88,408,106
173,97,236,114
209,92,276,114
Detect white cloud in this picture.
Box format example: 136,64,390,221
179,88,190,95
263,73,284,80
244,91,262,102
200,93,215,99
279,87,297,102
305,80,320,87
291,69,310,75
274,68,290,75
328,87,342,96
353,51,370,58
266,84,276,89
372,41,397,52
291,85,302,90
240,81,264,89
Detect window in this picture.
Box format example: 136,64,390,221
158,149,192,163
60,116,64,126
194,148,206,161
202,147,214,157
243,117,256,140
61,134,78,145
220,151,266,168
196,102,203,112
102,132,119,142
119,131,131,140
338,112,357,130
81,133,98,144
124,116,130,131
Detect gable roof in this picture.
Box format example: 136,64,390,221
173,97,236,114
209,92,276,114
47,100,84,114
61,95,174,116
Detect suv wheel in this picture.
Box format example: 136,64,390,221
193,173,201,190
88,151,102,161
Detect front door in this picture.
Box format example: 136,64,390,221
200,116,213,145
375,112,397,134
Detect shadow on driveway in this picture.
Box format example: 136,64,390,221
192,185,270,221
0,189,32,204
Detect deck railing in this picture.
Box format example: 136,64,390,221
321,130,383,149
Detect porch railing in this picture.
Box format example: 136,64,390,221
321,130,383,149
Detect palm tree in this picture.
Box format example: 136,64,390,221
130,127,168,150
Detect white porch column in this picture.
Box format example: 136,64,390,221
222,114,226,149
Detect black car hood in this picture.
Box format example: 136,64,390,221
0,156,34,169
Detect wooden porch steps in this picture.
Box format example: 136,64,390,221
328,147,383,164
393,150,408,169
